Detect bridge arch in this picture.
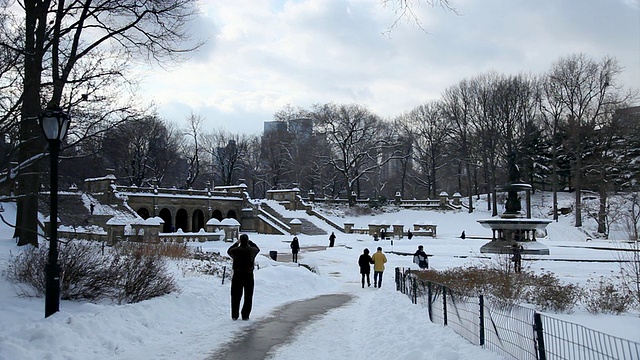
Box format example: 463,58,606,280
159,208,172,232
212,209,223,221
176,208,189,232
137,207,150,220
192,209,205,232
226,209,237,219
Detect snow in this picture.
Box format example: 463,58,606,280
0,193,639,360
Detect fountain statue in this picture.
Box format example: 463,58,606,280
477,151,551,255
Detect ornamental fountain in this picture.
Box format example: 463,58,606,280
477,153,551,255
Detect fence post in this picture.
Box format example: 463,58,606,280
443,285,448,326
412,277,418,304
427,281,433,322
222,266,226,285
479,295,485,346
534,313,547,360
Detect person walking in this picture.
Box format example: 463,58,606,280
358,248,374,288
511,243,523,273
329,232,336,247
413,245,429,270
371,247,387,288
290,236,300,263
407,230,413,240
227,234,260,320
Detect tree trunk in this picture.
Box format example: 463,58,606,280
15,0,47,247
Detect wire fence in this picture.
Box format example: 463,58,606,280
395,267,640,360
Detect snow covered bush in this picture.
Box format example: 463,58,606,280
4,241,178,304
583,276,632,314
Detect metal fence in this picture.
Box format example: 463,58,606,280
395,268,640,360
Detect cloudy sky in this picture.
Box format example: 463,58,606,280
138,0,640,135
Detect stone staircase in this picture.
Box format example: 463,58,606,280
260,202,327,235
39,192,129,230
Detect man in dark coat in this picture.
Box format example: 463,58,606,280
511,243,523,273
358,248,374,288
290,236,300,263
227,234,260,320
329,232,336,247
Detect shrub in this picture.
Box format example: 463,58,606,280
179,251,231,279
583,276,632,314
413,265,581,312
525,272,582,313
5,241,178,304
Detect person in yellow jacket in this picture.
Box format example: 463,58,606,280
371,247,387,288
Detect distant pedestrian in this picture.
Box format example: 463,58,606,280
461,230,466,239
227,234,260,320
371,247,387,288
413,245,429,270
329,232,336,247
90,203,95,215
358,248,374,288
290,236,300,263
407,230,413,240
380,228,387,240
511,244,523,273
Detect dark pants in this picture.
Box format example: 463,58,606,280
231,271,254,319
361,272,371,288
374,271,383,287
292,251,298,263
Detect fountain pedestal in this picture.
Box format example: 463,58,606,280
478,183,551,255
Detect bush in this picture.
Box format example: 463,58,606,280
5,241,178,304
413,265,581,312
179,251,231,279
583,276,632,314
525,272,582,313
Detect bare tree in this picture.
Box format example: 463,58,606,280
548,54,626,227
181,113,203,189
399,101,450,198
312,103,401,205
3,0,201,246
441,80,474,212
203,129,251,187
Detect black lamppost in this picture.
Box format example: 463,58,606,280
39,104,70,318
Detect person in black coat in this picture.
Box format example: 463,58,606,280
511,244,523,273
227,234,260,320
290,236,300,263
329,232,336,247
413,245,429,270
358,248,374,288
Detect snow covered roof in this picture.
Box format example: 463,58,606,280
206,218,221,226
290,218,302,224
221,218,240,226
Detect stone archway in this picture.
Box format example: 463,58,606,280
137,207,150,220
212,209,223,221
192,209,205,232
226,209,237,219
159,208,172,232
176,208,189,232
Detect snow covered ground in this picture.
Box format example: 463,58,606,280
0,193,638,359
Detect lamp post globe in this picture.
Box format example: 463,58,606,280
39,104,70,318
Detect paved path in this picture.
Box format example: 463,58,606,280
206,293,353,360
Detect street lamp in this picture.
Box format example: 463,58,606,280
39,104,70,318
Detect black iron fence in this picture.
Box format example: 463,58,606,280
394,268,640,360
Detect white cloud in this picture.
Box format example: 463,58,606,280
139,0,640,133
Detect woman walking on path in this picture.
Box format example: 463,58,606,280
290,236,300,263
358,248,374,288
329,232,336,247
371,247,387,288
